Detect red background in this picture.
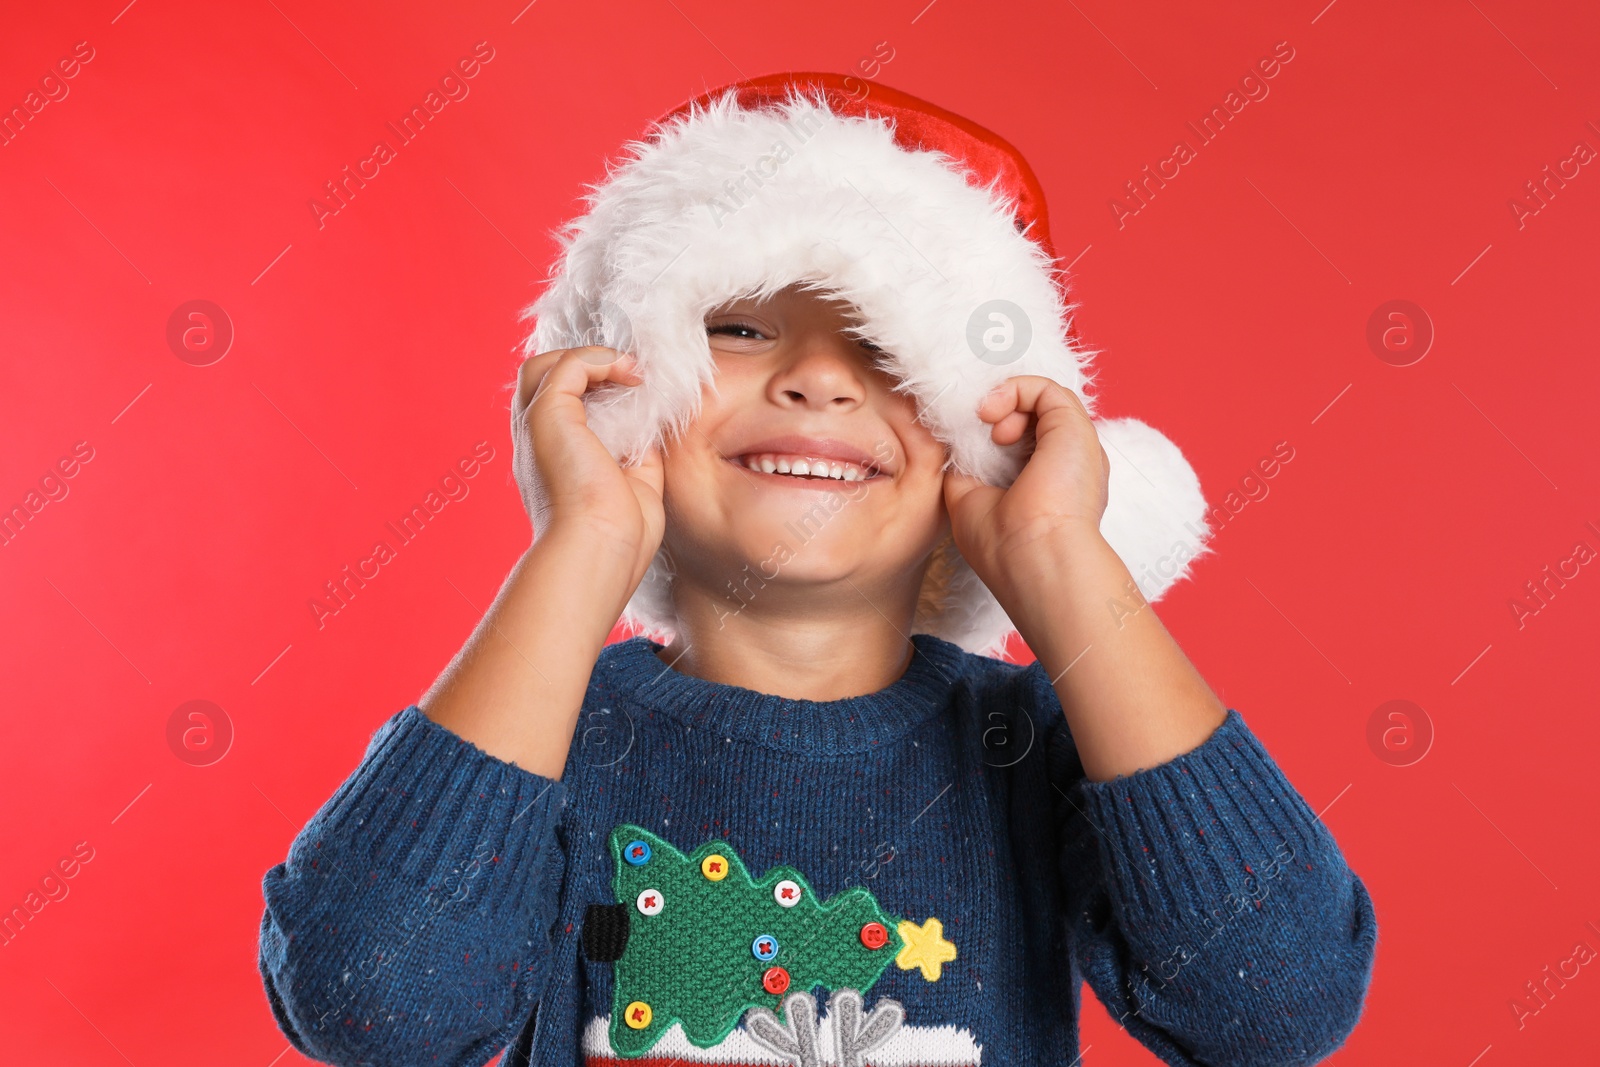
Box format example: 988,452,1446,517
2,0,1597,1064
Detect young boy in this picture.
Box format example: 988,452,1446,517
259,75,1376,1067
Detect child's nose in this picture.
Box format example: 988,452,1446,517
768,337,871,410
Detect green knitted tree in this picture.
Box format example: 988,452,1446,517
583,824,954,1057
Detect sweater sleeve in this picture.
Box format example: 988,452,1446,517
1033,670,1379,1067
258,706,568,1067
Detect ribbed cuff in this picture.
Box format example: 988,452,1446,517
1074,709,1336,927
295,705,567,916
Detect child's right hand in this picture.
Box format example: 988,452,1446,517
512,346,666,579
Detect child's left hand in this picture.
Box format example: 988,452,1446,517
942,376,1110,591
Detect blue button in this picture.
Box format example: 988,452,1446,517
752,934,779,961
623,840,651,866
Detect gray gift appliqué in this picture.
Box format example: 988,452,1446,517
744,987,905,1067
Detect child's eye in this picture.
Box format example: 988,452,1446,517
707,321,768,341
706,323,890,363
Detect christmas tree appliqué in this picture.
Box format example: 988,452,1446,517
582,824,957,1059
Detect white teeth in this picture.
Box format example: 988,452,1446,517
738,452,877,481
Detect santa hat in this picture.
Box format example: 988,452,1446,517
516,71,1214,659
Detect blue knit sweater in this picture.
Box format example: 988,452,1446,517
259,633,1377,1067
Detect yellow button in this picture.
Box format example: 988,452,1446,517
701,854,729,881
624,1001,652,1029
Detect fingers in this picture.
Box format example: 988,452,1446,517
512,346,646,483
941,466,993,514
514,346,640,415
976,376,1092,445
977,375,1090,420
623,440,667,500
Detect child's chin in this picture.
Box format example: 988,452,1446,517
724,509,871,537
720,516,874,558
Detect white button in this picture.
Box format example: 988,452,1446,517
773,879,802,907
636,888,664,916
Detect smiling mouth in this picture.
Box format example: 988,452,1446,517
727,452,886,485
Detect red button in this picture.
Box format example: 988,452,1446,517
762,966,790,995
860,922,889,950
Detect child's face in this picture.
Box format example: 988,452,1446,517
659,284,951,611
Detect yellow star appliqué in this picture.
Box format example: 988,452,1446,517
894,917,957,981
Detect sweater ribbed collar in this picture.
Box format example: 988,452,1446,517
593,632,971,755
